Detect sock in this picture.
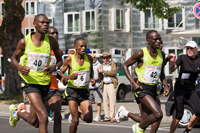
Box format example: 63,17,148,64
21,109,26,113
122,110,129,117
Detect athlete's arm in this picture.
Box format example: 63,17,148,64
88,54,95,86
122,49,143,91
11,38,31,76
59,56,78,81
160,51,169,96
49,36,63,71
170,61,178,72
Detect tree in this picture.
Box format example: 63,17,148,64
122,0,181,19
0,0,25,94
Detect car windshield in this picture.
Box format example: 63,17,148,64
112,56,125,70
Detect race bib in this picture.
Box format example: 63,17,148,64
50,56,57,75
181,73,190,79
27,52,49,72
74,69,90,86
143,65,161,84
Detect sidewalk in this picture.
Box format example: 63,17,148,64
0,102,172,122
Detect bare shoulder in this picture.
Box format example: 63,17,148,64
64,55,72,65
48,36,58,47
132,49,143,59
18,38,26,49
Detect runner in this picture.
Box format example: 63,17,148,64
47,26,63,133
169,41,200,133
115,30,169,133
60,38,95,133
10,14,62,133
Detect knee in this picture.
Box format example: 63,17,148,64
71,118,79,126
39,114,48,125
154,111,163,121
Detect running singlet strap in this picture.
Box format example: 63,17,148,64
135,47,163,85
67,54,91,89
19,32,51,85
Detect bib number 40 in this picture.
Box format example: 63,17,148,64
33,60,42,66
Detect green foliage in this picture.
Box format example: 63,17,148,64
0,93,23,104
121,0,181,19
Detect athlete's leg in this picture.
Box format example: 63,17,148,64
138,95,163,129
170,89,185,133
127,104,141,123
149,96,161,133
17,93,48,133
68,100,80,133
185,91,200,130
48,95,62,133
79,100,93,123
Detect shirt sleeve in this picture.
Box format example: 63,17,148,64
175,55,183,67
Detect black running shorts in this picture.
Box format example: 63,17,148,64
134,82,157,104
23,83,50,97
63,87,89,105
47,89,60,101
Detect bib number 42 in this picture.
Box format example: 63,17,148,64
150,72,157,78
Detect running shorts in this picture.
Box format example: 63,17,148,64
47,89,60,101
63,87,89,105
134,82,157,104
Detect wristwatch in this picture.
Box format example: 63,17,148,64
163,84,168,88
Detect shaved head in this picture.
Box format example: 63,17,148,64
146,30,158,40
34,14,48,22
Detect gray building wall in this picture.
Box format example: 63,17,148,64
38,0,199,53
38,1,66,52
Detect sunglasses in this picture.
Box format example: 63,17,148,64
93,57,96,59
186,47,194,50
102,57,109,59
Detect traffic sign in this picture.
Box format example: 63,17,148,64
193,2,200,19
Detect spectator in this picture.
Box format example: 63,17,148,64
88,53,103,122
98,51,118,123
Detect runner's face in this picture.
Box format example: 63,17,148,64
48,28,58,40
34,15,49,34
186,46,197,58
147,32,161,49
75,40,87,55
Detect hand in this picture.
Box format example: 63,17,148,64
90,79,96,86
20,66,31,76
70,73,78,80
61,77,68,85
43,64,54,75
98,68,104,73
133,83,143,92
163,86,170,97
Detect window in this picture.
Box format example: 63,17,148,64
140,9,162,30
0,2,4,17
24,28,35,37
110,8,130,32
164,47,186,76
164,7,185,30
64,12,80,34
82,9,97,32
48,17,53,26
24,1,37,16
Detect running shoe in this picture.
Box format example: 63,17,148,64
93,115,101,122
115,105,126,124
183,128,192,133
9,105,19,127
17,103,26,112
68,114,72,123
132,123,144,133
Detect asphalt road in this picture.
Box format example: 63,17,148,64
0,116,199,133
